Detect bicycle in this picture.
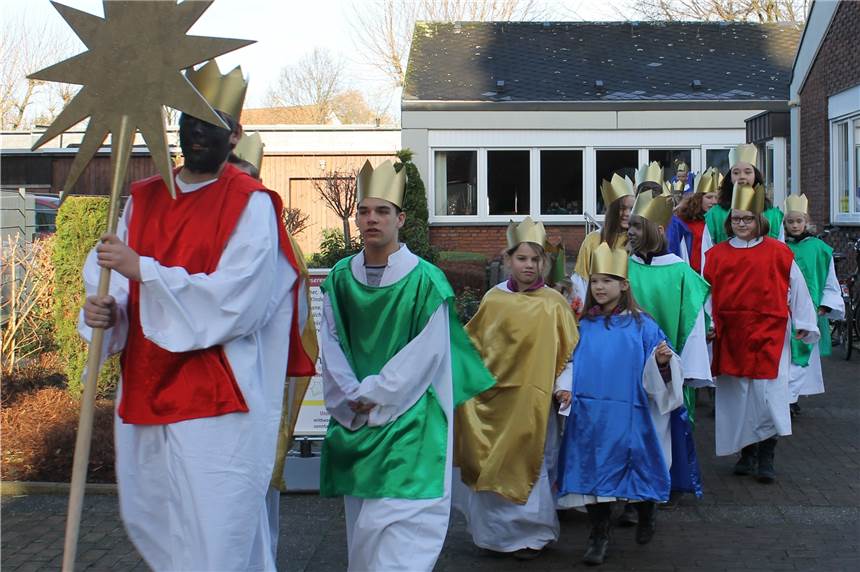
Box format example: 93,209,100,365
830,236,860,360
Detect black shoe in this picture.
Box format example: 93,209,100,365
512,547,543,561
734,444,758,476
756,438,777,483
790,403,801,417
617,503,638,527
634,502,657,545
583,504,612,566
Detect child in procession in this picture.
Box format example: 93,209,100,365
702,184,819,484
556,242,683,566
454,217,579,560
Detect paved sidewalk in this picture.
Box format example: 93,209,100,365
2,356,858,571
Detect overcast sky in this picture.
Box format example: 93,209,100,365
3,0,637,119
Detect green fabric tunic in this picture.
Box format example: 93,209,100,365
787,236,834,366
319,256,495,499
628,258,711,425
705,204,784,245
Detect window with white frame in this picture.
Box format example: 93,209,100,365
828,85,860,224
705,148,731,175
487,150,530,215
595,149,638,213
434,150,477,216
540,150,583,215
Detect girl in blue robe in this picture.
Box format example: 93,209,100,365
555,246,683,566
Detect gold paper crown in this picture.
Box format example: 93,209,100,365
675,161,689,172
506,216,547,250
730,183,765,214
695,167,722,195
728,144,757,168
785,193,809,215
600,173,635,206
185,60,248,121
632,188,674,228
233,132,264,171
356,159,406,208
636,161,664,187
590,242,628,279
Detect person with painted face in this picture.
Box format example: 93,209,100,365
703,184,818,484
702,144,784,267
782,194,844,416
453,217,579,560
667,167,721,272
571,174,635,315
318,160,494,572
78,61,315,571
556,244,682,566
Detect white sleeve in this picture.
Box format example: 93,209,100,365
77,199,132,359
136,192,295,352
357,304,450,427
571,272,588,307
643,350,684,416
680,306,713,386
777,224,785,242
679,238,690,265
789,261,820,344
700,225,714,276
553,361,573,394
320,293,366,430
820,258,845,320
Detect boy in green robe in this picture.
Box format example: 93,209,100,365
319,160,494,572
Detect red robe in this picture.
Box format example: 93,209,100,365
120,164,315,425
685,218,705,273
703,237,794,380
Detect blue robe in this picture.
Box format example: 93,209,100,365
557,314,672,503
666,215,693,261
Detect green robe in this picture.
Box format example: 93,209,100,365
787,236,834,366
628,257,711,425
705,204,784,245
319,256,495,499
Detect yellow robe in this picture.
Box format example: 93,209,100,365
573,230,627,281
455,286,579,504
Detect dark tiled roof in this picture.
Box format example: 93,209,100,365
403,21,801,103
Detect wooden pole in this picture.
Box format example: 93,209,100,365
62,115,134,572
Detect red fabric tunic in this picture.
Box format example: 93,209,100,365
703,237,794,380
120,164,315,425
685,218,705,273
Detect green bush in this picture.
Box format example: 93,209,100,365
52,196,121,398
396,149,436,263
308,228,362,269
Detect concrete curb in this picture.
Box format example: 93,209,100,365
1,481,117,496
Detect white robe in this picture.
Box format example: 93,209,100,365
78,180,294,572
320,245,454,572
556,345,684,508
712,237,820,456
451,282,572,553
788,257,844,403
631,253,713,387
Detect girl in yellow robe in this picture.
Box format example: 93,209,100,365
453,217,579,560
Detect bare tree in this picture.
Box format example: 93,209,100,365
1,12,77,129
332,89,393,125
351,0,548,88
631,0,808,24
265,48,344,124
313,170,358,246
282,207,312,236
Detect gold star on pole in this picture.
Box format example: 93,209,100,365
30,0,254,199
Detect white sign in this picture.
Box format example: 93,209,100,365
293,268,331,436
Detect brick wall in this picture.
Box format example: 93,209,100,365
798,0,860,275
431,224,588,260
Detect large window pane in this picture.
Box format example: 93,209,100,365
488,150,530,215
595,149,637,214
765,146,775,203
541,150,583,215
648,149,692,185
836,122,849,213
434,150,477,215
705,149,730,175
855,120,860,213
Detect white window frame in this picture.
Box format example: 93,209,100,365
430,148,481,221
828,85,860,225
484,147,533,221
536,147,587,220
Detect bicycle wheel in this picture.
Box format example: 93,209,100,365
845,302,855,360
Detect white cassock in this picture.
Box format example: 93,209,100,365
788,257,844,403
713,237,820,457
451,282,569,553
556,347,684,508
78,180,294,571
631,253,713,388
320,246,453,572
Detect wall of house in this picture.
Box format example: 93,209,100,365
798,0,860,271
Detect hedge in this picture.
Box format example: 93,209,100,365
53,196,121,398
396,149,436,263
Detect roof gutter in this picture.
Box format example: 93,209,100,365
401,99,790,112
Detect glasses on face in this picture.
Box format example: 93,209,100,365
730,215,756,225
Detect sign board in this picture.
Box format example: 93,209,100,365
293,268,332,436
